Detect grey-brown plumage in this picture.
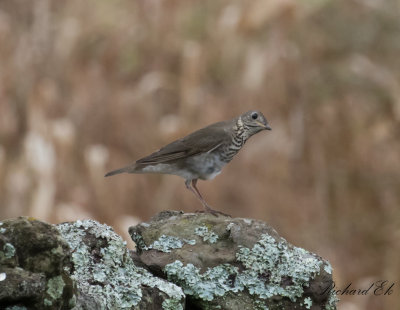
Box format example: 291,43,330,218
105,110,271,214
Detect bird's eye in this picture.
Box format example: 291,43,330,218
251,112,258,120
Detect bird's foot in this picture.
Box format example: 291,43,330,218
196,206,231,217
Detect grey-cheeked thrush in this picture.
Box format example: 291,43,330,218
105,110,271,215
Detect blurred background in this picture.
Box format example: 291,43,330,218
1,0,400,309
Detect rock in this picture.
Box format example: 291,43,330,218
0,217,75,309
0,217,185,310
0,212,338,310
56,219,185,310
129,211,338,310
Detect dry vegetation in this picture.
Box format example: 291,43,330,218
1,0,400,309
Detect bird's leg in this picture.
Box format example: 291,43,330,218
190,179,214,212
185,179,230,217
185,179,210,212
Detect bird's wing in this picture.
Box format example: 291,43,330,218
136,121,230,165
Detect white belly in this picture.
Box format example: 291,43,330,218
204,170,221,180
138,152,226,181
187,153,226,180
141,163,197,180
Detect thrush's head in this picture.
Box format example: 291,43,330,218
240,110,271,135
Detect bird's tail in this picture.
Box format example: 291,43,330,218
104,164,136,177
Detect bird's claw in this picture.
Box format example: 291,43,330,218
196,208,231,217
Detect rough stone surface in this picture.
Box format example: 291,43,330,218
0,212,338,310
0,217,185,310
0,217,75,309
129,211,338,310
56,219,185,310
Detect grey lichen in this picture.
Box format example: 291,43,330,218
324,263,333,274
165,260,238,301
57,220,184,310
194,226,219,244
165,259,275,307
226,223,235,231
162,298,184,310
164,233,328,308
303,297,312,309
243,219,252,225
2,243,16,259
236,234,322,301
131,231,196,253
236,234,323,301
148,235,196,253
253,299,269,310
325,290,339,310
130,230,148,251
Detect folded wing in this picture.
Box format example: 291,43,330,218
136,121,230,165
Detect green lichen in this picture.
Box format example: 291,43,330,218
195,226,219,244
3,243,15,258
164,233,328,308
45,275,65,304
57,220,184,310
5,307,28,310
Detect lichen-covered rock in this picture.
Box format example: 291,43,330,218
129,211,338,310
57,219,185,310
0,217,75,309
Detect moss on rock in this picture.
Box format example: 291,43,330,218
0,217,75,309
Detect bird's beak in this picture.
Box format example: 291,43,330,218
257,121,271,130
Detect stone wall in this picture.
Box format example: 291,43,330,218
0,212,337,310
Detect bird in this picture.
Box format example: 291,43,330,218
105,110,271,215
